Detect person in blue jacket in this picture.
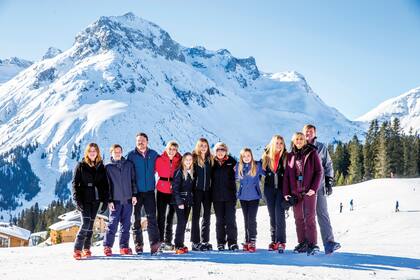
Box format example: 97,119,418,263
235,148,264,253
126,132,160,255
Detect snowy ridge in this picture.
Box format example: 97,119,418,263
357,86,420,133
0,12,363,212
0,57,33,85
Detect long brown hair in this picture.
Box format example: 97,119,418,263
262,135,286,171
83,143,102,167
181,152,194,180
238,148,257,178
192,138,214,167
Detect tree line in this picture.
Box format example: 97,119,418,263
329,118,420,185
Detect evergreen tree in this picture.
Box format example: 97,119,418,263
403,128,418,177
375,121,391,178
363,119,379,180
389,118,404,176
348,135,364,184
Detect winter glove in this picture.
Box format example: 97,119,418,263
325,176,334,196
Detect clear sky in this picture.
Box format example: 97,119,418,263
0,0,419,119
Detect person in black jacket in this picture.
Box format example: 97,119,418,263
211,142,239,251
172,152,195,254
262,135,288,253
191,138,214,251
71,143,109,260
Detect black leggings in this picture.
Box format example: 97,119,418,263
240,200,259,243
156,191,175,243
213,200,238,246
190,190,212,244
74,201,100,250
174,204,191,248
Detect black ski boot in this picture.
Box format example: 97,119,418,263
293,242,308,253
307,244,320,256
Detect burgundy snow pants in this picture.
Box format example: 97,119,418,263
293,194,317,245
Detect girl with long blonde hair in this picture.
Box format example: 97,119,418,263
261,135,288,253
171,152,195,254
235,148,263,252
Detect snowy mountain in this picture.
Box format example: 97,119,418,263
0,12,363,212
1,178,419,280
357,87,420,133
0,57,32,85
42,47,63,60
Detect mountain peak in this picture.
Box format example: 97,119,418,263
357,86,420,133
42,47,63,60
72,12,185,61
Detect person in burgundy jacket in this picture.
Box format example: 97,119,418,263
155,141,182,250
283,132,322,255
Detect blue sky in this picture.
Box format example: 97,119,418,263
0,0,419,119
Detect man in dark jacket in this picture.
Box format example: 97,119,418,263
303,124,341,255
127,132,160,255
103,144,138,256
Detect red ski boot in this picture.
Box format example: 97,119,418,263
242,242,249,251
248,242,256,253
104,246,112,256
278,243,286,254
120,247,133,255
175,246,188,254
82,249,92,258
73,250,82,260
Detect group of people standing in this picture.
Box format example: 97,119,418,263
71,124,341,260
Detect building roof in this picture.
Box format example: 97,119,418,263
0,223,31,240
58,210,81,221
30,231,48,239
49,220,81,231
58,210,108,222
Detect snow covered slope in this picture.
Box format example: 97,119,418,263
0,178,419,280
0,57,32,85
0,12,363,212
357,87,420,133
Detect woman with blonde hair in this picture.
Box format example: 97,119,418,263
71,143,109,260
235,148,264,252
191,138,214,251
211,142,238,251
155,140,182,250
261,135,288,253
283,132,322,255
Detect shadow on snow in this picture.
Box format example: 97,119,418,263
83,250,420,271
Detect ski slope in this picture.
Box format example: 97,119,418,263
0,178,419,280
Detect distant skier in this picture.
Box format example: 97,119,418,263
350,199,354,211
339,202,343,213
395,200,399,212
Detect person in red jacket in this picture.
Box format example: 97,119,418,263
155,141,182,250
283,132,322,255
